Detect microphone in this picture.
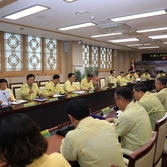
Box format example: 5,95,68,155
0,93,13,112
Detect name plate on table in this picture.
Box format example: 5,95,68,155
49,98,58,102
88,90,94,94
23,102,35,107
101,107,110,115
71,94,79,97
41,129,50,138
102,87,108,90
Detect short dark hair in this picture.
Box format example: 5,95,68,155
133,83,147,93
115,87,132,101
0,79,8,84
87,74,93,78
120,71,124,74
110,70,115,74
156,76,167,86
135,69,140,72
159,70,164,73
26,74,35,80
53,74,60,80
66,98,90,120
68,73,75,78
0,114,48,166
145,70,149,73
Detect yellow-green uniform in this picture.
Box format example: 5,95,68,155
64,80,80,93
156,73,166,78
137,91,165,130
117,75,128,85
107,76,118,84
26,153,71,167
43,81,65,97
155,88,167,111
20,83,42,101
134,73,139,79
141,73,151,80
0,88,16,101
125,74,135,82
80,78,94,90
113,101,152,151
61,116,126,167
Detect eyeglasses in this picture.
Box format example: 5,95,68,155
113,97,121,103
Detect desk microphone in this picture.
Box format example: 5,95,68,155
1,92,13,112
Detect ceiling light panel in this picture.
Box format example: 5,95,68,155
91,33,122,38
4,5,49,20
58,22,95,31
149,35,167,39
110,10,167,22
138,46,159,49
137,27,167,33
109,38,139,43
64,0,77,2
127,44,142,46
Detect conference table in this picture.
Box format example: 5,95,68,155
0,80,154,132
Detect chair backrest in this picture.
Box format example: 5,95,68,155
99,78,106,88
9,82,23,92
39,85,45,92
34,81,38,86
39,80,49,86
13,86,22,100
128,131,157,167
60,82,65,90
153,113,167,167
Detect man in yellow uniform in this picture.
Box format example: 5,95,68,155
107,70,118,86
134,69,140,79
80,74,94,91
61,98,126,167
154,77,167,111
156,70,166,78
125,71,135,82
20,74,43,101
116,71,128,86
133,83,165,130
43,74,65,97
107,87,152,151
64,73,80,93
141,70,152,81
0,79,16,104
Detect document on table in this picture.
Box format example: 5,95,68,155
72,91,86,94
11,100,28,105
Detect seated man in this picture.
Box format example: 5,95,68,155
107,70,118,86
125,71,135,83
60,98,126,167
43,74,65,97
134,69,140,79
133,83,165,130
80,74,94,91
141,70,152,81
107,87,152,151
154,76,167,111
116,71,128,86
0,79,16,104
64,73,80,93
20,74,43,101
156,70,166,78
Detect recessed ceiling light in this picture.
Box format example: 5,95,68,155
149,35,167,39
110,10,167,22
63,0,77,2
138,46,159,49
109,38,139,43
127,44,142,46
75,10,89,16
91,33,122,38
4,5,49,20
58,22,95,31
137,27,167,33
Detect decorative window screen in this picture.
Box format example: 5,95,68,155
82,44,89,67
27,36,42,71
91,46,98,67
100,47,106,69
44,39,58,70
4,33,23,71
106,48,112,69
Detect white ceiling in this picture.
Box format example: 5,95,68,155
0,0,167,51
